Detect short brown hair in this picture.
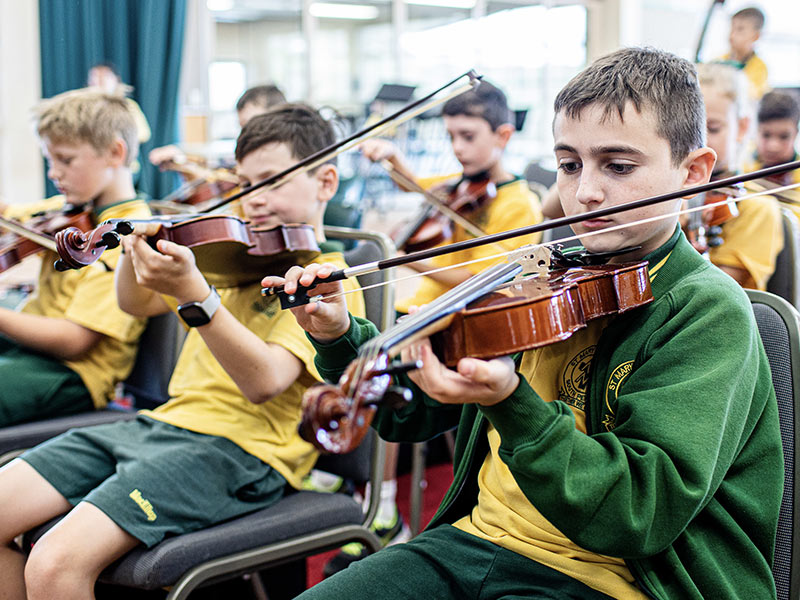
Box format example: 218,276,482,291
34,88,139,166
441,81,511,131
236,84,287,112
757,91,800,126
732,7,765,31
554,47,705,166
235,103,336,166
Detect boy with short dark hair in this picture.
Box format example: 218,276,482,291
148,82,287,168
719,6,769,99
0,89,151,426
361,80,542,314
745,90,800,211
235,83,288,128
0,103,364,599
271,48,782,599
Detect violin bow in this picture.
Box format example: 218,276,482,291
263,159,800,307
378,160,491,242
203,71,483,214
695,0,725,63
0,214,59,252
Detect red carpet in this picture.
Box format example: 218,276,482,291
305,461,454,588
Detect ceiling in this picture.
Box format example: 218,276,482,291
208,0,559,24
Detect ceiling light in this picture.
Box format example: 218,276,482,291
207,0,234,11
405,0,476,8
309,2,380,19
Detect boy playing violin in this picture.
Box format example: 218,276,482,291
361,80,543,313
744,90,800,209
696,62,783,290
270,48,782,599
0,89,151,427
0,103,364,599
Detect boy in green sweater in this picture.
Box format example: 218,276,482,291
267,48,783,599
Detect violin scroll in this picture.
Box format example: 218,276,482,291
300,355,418,454
53,221,132,271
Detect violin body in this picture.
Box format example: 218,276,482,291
392,175,497,252
300,258,654,453
431,262,652,367
55,214,320,286
0,209,94,274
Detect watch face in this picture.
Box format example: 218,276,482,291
178,305,210,327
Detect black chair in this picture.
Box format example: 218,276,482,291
0,312,181,465
26,227,395,598
767,208,800,310
747,289,800,600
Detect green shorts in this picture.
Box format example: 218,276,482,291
22,415,286,547
0,336,92,427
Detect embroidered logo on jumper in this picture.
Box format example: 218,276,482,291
559,345,596,411
251,297,278,318
604,360,635,431
129,489,157,521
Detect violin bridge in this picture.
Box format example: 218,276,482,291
508,245,550,280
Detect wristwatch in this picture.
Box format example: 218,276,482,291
177,286,221,327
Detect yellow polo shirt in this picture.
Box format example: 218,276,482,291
720,52,769,99
709,182,783,290
142,246,366,489
16,197,151,408
396,175,543,312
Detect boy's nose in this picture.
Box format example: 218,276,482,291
575,175,604,205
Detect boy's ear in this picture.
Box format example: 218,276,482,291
736,115,751,144
107,137,128,168
681,147,717,191
315,164,339,203
494,123,514,148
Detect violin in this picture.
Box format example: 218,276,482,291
159,160,240,207
299,246,653,454
684,183,741,255
392,171,497,253
0,206,94,274
54,215,320,286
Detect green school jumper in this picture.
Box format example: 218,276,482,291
311,227,783,599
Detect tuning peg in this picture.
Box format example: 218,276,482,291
99,231,121,249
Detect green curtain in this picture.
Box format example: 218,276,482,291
39,0,186,199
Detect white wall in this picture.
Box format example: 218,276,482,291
0,0,44,204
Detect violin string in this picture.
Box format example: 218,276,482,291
311,180,800,304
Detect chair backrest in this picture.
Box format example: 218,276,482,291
767,208,800,309
121,312,183,409
747,289,800,600
326,226,396,331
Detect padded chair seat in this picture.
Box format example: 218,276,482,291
27,490,364,590
0,409,135,455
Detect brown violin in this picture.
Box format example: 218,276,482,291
159,160,241,207
54,214,320,286
684,183,741,255
390,169,496,253
299,247,653,454
0,207,94,274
